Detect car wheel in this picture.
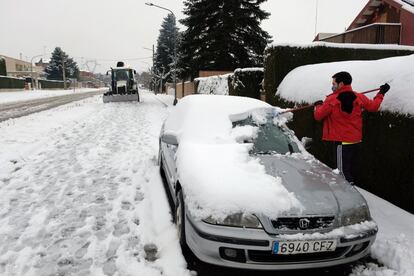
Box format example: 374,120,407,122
176,189,186,247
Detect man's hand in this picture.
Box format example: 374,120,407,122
379,83,390,95
313,100,323,106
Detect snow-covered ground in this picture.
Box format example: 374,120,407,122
351,188,414,276
0,91,190,276
0,89,413,275
0,88,106,105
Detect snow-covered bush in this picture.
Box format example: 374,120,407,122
230,68,264,99
264,42,414,106
194,73,233,95
276,54,414,214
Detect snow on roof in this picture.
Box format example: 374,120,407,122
164,95,303,220
399,0,414,13
267,42,414,52
277,54,414,116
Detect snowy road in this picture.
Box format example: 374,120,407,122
0,89,105,122
0,92,189,276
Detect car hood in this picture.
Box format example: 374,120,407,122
256,154,367,217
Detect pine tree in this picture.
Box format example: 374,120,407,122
179,0,272,78
154,14,179,84
45,47,79,80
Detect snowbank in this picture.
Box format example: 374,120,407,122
352,188,414,276
277,54,414,116
164,95,303,220
195,73,232,95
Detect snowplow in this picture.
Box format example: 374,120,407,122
103,62,139,103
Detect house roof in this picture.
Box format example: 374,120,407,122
348,0,414,30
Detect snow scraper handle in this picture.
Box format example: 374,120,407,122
278,87,381,115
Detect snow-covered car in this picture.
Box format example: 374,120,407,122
158,95,378,270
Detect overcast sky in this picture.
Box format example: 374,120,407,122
0,0,368,73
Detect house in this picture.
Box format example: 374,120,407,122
315,0,414,46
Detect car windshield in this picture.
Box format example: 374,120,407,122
233,115,300,154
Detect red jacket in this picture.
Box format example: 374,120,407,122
314,85,384,142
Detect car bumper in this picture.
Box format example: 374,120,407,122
185,215,377,270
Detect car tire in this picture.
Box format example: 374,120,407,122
176,189,186,247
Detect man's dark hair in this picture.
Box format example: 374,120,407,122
332,71,352,85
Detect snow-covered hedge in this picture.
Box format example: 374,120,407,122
264,42,414,106
276,54,414,214
194,74,232,95
230,68,264,99
194,68,264,99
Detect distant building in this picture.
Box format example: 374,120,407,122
35,58,49,71
0,55,33,77
315,0,414,46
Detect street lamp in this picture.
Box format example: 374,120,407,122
30,54,44,90
145,2,178,105
143,46,155,92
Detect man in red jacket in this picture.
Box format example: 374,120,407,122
313,71,389,184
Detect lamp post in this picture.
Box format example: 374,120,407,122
145,2,178,105
30,54,44,90
143,45,155,92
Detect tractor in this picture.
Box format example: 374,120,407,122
103,61,139,103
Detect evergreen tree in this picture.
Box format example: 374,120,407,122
179,0,272,78
45,47,79,80
0,58,6,76
154,14,178,84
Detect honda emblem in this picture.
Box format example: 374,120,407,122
299,218,310,229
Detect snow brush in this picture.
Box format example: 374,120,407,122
277,87,382,115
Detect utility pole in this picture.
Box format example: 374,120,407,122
61,52,67,90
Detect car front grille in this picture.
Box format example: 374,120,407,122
271,216,334,230
248,246,350,263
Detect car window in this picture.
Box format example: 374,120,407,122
233,115,300,154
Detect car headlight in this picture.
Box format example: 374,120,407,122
203,213,263,229
341,205,371,226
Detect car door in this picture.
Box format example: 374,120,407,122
161,139,179,193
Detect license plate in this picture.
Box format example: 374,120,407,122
273,240,337,255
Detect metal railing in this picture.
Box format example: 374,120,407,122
319,23,401,44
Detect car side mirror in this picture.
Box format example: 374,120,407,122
301,137,313,150
161,133,178,146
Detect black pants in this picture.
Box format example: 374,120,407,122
334,142,359,184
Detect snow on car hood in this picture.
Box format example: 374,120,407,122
163,95,304,220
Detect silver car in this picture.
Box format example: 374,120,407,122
158,98,377,270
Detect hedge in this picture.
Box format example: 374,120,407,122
282,101,414,213
229,68,264,99
264,43,414,106
0,58,6,76
194,68,264,99
0,76,25,89
38,79,69,89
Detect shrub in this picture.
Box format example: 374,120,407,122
264,43,414,106
230,68,264,99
